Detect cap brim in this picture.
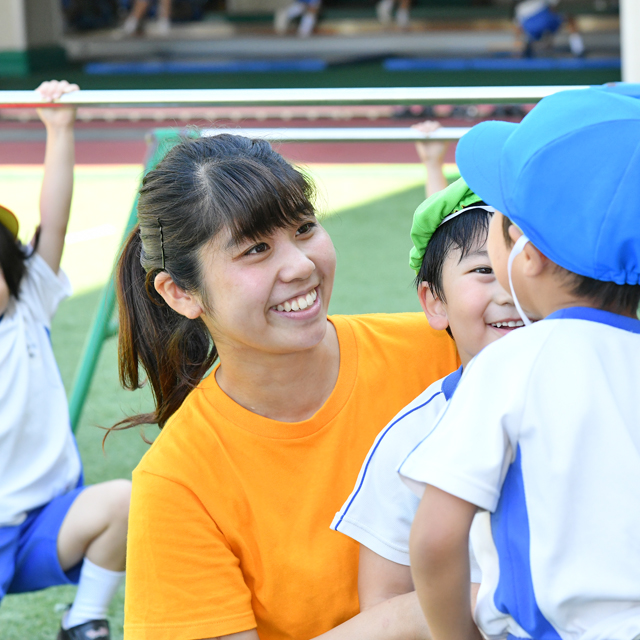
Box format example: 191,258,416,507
0,205,19,239
455,120,518,216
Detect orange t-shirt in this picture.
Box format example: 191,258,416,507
124,313,458,640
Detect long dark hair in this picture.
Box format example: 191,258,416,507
113,134,316,433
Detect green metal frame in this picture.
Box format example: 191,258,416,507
68,129,184,431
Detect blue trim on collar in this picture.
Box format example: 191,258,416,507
546,306,640,334
441,365,463,401
0,313,3,324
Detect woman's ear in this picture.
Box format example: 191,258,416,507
154,272,204,320
418,281,450,332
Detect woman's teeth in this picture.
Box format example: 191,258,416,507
491,320,524,328
276,289,317,313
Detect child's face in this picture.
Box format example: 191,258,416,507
486,211,512,294
420,234,522,367
0,267,8,315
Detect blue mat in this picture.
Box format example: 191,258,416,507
384,57,621,72
85,59,328,75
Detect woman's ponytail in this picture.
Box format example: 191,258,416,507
110,224,216,434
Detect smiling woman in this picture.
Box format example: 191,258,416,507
113,134,459,640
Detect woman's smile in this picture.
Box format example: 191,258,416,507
271,286,319,315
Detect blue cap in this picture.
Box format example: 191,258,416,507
456,87,640,285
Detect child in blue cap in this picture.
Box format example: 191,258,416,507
401,87,640,640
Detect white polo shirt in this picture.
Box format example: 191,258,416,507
331,367,481,582
0,254,81,526
399,307,640,640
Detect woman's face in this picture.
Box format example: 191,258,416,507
199,216,337,357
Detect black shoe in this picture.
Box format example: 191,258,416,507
57,619,110,640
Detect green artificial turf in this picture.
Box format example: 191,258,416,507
0,163,457,638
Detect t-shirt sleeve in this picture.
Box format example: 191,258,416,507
20,253,72,325
124,470,257,640
331,431,421,566
397,342,525,513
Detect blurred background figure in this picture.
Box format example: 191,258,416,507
514,0,585,57
122,0,173,36
274,0,322,38
412,121,450,198
376,0,412,30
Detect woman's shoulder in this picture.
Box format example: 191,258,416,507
134,377,221,480
331,312,454,354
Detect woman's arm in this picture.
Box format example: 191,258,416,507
35,80,78,273
208,631,260,640
309,545,480,640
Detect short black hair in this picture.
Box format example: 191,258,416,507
416,203,492,303
0,223,28,300
501,214,640,317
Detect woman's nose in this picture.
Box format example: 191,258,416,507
278,242,315,282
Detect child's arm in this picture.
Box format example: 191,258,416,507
358,545,414,610
410,485,482,640
413,121,450,198
35,79,79,274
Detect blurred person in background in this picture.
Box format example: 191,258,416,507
122,0,172,35
274,0,322,37
513,0,585,57
376,0,412,30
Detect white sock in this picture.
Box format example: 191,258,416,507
63,559,125,629
396,7,410,28
298,12,316,37
569,32,585,56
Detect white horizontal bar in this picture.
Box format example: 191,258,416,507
0,85,588,108
200,127,470,142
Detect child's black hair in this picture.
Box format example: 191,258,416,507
416,204,492,338
416,203,492,302
0,223,28,300
501,214,640,317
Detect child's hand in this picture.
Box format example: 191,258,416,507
36,80,79,129
413,120,450,166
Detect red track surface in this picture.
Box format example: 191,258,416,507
0,140,458,165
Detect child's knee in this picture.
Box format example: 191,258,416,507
102,479,132,525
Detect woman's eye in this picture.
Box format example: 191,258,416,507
246,242,269,255
474,267,493,275
297,222,316,236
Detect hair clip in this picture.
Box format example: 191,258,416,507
157,218,165,270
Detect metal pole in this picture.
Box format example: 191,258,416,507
620,0,640,83
201,127,470,142
0,85,589,109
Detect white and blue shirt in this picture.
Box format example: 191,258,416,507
0,254,81,527
331,367,482,582
399,307,640,640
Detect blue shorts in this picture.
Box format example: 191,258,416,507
0,486,87,600
521,7,562,41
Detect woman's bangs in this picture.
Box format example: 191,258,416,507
217,160,315,245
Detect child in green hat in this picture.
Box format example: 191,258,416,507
331,177,523,634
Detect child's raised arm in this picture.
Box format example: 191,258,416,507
413,121,450,198
35,79,79,273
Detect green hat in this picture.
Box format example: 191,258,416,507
409,177,492,273
0,204,19,240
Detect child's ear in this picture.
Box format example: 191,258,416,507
154,272,204,320
521,242,548,277
418,281,450,332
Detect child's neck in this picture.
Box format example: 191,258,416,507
525,273,637,320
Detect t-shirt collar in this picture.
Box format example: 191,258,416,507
441,365,463,401
545,306,640,334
